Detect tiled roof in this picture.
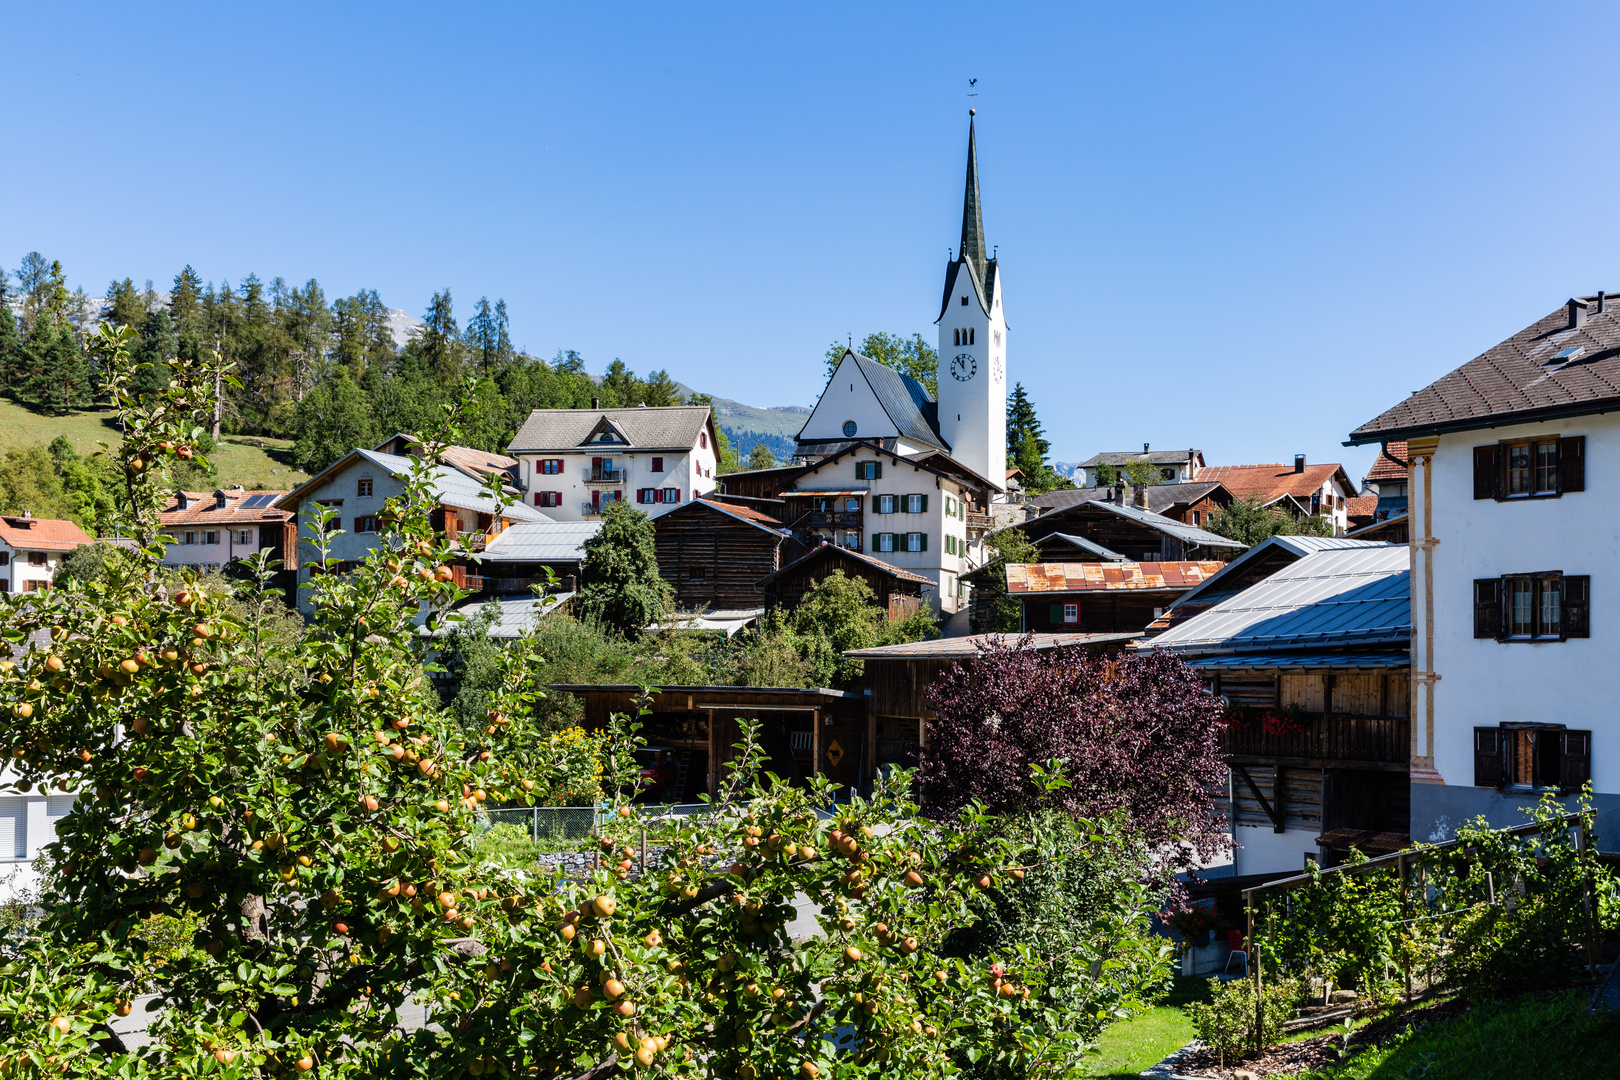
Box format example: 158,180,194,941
0,516,93,552
1142,546,1410,655
1077,450,1202,468
756,543,932,590
1006,561,1225,595
160,490,292,527
438,445,518,481
1349,296,1620,442
1031,481,1226,515
508,406,712,454
1362,442,1408,484
1344,495,1378,528
1197,463,1354,502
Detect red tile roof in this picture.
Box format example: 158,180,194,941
1196,463,1354,503
693,497,786,531
160,491,292,527
1005,561,1224,595
0,516,94,553
1344,495,1379,529
1362,442,1408,484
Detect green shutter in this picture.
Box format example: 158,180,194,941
874,462,882,479
1049,603,1063,625
872,496,880,514
856,463,865,479
917,533,928,552
919,494,929,513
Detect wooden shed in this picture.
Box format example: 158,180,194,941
842,632,1140,774
549,684,871,798
653,498,791,610
757,544,930,614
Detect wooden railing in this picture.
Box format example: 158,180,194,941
803,510,862,527
966,512,994,530
1221,713,1408,764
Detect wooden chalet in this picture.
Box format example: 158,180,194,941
717,464,807,502
1140,544,1411,873
756,543,931,619
841,632,1140,773
550,684,870,798
653,498,791,610
1020,499,1244,564
1006,560,1225,634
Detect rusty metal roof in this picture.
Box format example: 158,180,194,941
1005,560,1225,595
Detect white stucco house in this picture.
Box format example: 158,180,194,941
159,489,291,571
504,405,719,522
1348,292,1619,849
0,515,94,593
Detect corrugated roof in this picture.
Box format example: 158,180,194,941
1006,561,1224,594
1348,296,1620,443
1143,546,1410,656
1185,651,1408,669
507,406,712,454
0,516,93,553
1039,533,1129,561
431,594,571,638
480,520,601,562
844,631,1140,659
351,449,550,523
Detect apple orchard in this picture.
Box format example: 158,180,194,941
0,327,1174,1080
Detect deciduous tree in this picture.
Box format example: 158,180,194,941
577,502,673,638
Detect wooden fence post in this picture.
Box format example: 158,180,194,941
1578,817,1599,976
1398,854,1410,1004
1251,897,1264,1051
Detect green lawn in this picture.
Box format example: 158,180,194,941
1079,976,1212,1079
1296,989,1620,1079
0,399,307,492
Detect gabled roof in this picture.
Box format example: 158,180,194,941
1362,442,1409,485
1154,535,1383,622
161,490,292,526
1346,512,1409,540
507,406,713,454
1348,295,1620,444
790,440,984,497
756,543,932,591
1078,450,1204,468
438,445,519,482
1006,561,1224,595
660,497,789,536
480,520,601,562
901,450,999,494
1030,481,1228,515
1197,462,1357,502
1037,533,1129,561
1345,495,1378,529
277,448,549,523
1027,499,1246,550
1142,546,1410,656
0,516,93,553
801,351,945,453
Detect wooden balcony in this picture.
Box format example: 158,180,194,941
1221,712,1408,767
966,512,994,530
802,510,863,527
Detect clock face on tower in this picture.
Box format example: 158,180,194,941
950,353,977,382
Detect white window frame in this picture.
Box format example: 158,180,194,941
1063,603,1079,624
203,530,219,546
906,494,924,513
236,530,252,545
906,533,924,553
875,533,895,553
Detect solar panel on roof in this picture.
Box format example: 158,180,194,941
241,494,276,508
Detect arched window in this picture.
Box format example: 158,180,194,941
969,328,975,345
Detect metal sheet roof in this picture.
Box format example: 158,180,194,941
429,594,571,638
1006,561,1224,594
1143,546,1410,655
843,631,1140,659
480,520,601,562
1059,499,1246,549
1185,651,1409,669
1164,535,1389,611
356,449,550,523
1041,533,1129,561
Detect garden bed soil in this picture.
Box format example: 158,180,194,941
1167,999,1470,1079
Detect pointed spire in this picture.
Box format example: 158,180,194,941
958,111,987,283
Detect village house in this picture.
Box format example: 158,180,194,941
1029,479,1232,528
0,514,93,593
1141,543,1411,874
757,543,933,619
653,497,791,612
159,489,291,572
1073,446,1206,488
1345,441,1411,541
1005,560,1225,635
504,405,719,522
1197,456,1360,534
1348,292,1620,848
274,442,557,614
1020,498,1246,564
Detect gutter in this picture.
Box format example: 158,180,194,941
1344,396,1620,447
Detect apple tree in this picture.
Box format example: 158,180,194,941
0,328,1166,1079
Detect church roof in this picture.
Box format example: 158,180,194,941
937,115,999,322
798,350,945,453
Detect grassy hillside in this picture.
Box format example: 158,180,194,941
0,400,308,492
673,382,809,464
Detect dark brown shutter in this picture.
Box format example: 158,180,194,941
1559,730,1592,791
1563,575,1590,638
1473,578,1503,639
1473,445,1501,500
1558,436,1585,493
1473,728,1504,788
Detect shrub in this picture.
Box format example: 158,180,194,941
1185,975,1299,1066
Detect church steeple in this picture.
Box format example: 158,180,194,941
958,111,987,286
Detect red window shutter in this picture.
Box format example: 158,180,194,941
556,459,563,474
1473,445,1501,500
652,457,663,472
592,491,600,508
1558,436,1585,493
534,493,543,507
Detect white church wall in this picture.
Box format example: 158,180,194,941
797,355,904,445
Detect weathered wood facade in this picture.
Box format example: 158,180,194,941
1019,591,1178,635
1022,502,1237,563
653,499,789,610
550,684,871,797
717,465,805,502
757,544,930,612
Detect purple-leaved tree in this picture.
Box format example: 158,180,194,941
918,638,1232,871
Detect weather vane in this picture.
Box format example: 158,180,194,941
968,77,978,112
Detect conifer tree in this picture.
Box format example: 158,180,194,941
0,277,20,386
170,264,205,358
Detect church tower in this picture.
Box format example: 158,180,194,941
935,111,1006,491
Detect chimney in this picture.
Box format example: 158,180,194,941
1568,297,1589,330
1599,291,1607,315
1294,454,1306,474
1143,442,1150,454
1113,479,1126,504
21,510,30,519
591,396,600,409
1134,483,1150,509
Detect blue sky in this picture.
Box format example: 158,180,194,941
6,2,1620,479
